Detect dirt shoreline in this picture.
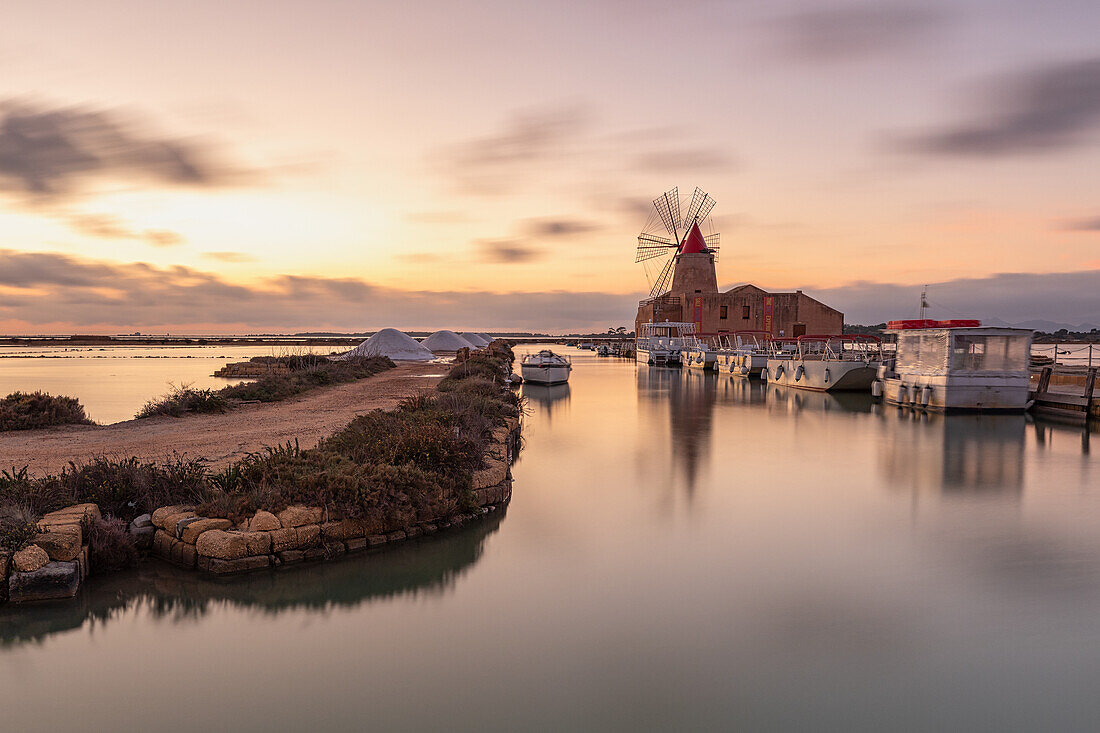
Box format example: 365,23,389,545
0,361,445,476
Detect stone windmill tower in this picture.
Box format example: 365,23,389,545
635,186,721,301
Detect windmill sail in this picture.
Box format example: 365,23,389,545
704,233,720,262
652,187,681,241
635,232,675,262
681,186,716,234
650,257,675,298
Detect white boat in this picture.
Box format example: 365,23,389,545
713,330,774,378
763,335,882,391
521,349,572,385
873,320,1033,412
596,345,611,356
636,322,696,366
682,334,718,370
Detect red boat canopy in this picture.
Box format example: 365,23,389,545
679,222,708,254
887,319,981,329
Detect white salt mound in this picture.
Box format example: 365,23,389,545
475,332,494,343
460,332,489,347
421,330,476,352
337,328,434,361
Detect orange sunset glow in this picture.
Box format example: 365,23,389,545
3,0,1099,333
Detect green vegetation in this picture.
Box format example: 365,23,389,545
1,345,519,550
0,391,94,432
136,354,394,418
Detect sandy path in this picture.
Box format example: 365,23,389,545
0,362,446,476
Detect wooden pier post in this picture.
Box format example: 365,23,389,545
1037,366,1053,394
1084,367,1097,402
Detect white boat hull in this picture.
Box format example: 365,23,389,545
683,349,717,369
636,347,681,366
521,363,571,385
764,359,879,392
882,375,1030,412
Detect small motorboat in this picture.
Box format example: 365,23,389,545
521,349,572,385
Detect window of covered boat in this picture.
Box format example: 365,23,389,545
896,331,949,374
950,334,1029,373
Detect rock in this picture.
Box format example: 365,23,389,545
405,526,422,540
12,545,50,573
171,541,197,568
277,550,305,565
195,530,270,560
131,513,153,529
197,555,272,575
248,510,281,532
8,560,81,602
31,526,83,562
296,524,321,548
130,525,155,550
323,542,345,559
386,530,406,542
179,518,232,544
421,523,438,534
151,505,195,529
473,458,509,490
321,519,369,541
367,534,387,547
302,546,326,561
346,538,368,552
270,528,298,553
276,506,324,528
152,529,174,558
163,511,197,535
40,503,101,531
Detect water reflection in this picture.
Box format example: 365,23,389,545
637,367,718,497
879,411,1026,495
522,383,571,421
767,384,875,415
0,511,504,648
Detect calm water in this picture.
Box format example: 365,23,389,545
2,345,1099,731
0,345,287,423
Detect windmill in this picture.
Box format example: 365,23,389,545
635,186,720,298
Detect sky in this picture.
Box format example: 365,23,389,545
1,0,1099,333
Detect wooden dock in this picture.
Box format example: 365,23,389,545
1030,366,1099,421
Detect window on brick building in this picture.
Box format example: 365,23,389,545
742,305,750,319
720,306,728,319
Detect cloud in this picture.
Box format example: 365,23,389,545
809,269,1100,325
1060,216,1100,232
475,239,544,263
0,249,636,333
0,99,246,200
438,105,588,194
65,213,183,247
770,3,946,61
898,57,1100,156
633,147,735,173
202,251,257,263
525,218,601,237
403,210,469,224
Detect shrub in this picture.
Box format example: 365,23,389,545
0,504,37,552
86,515,139,572
136,384,228,418
0,391,94,431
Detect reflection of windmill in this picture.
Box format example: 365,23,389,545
635,186,720,298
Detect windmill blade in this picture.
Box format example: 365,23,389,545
681,187,717,232
704,233,720,262
650,257,675,298
635,233,675,262
652,187,681,241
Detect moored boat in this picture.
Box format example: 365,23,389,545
521,349,572,385
873,320,1033,412
763,335,882,391
713,330,774,378
636,322,696,366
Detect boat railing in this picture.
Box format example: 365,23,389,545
794,334,882,362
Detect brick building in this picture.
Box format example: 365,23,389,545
635,225,843,339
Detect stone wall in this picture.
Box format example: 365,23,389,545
0,418,521,599
2,504,97,603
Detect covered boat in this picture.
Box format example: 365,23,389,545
874,320,1033,412
521,349,572,385
636,321,696,366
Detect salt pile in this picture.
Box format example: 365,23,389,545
475,333,494,343
337,328,434,361
460,332,489,347
421,330,476,352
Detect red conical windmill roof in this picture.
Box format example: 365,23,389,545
679,221,707,254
